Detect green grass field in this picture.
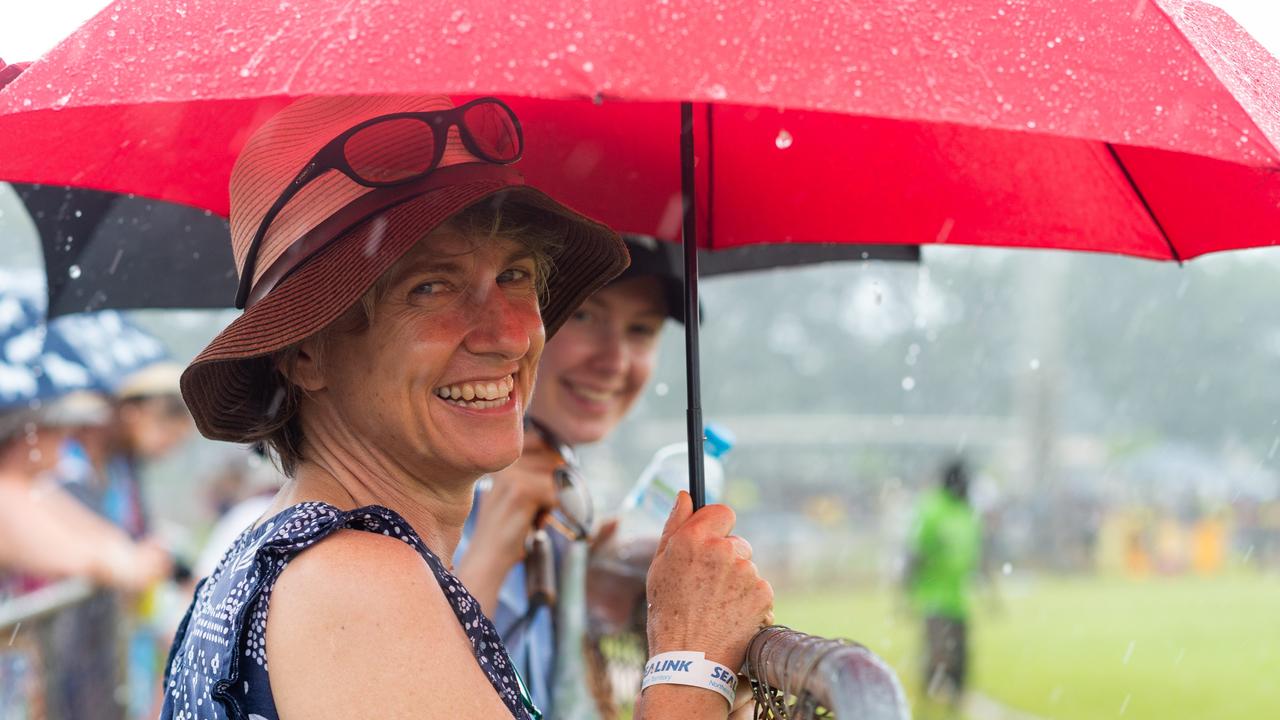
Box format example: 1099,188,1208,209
773,573,1280,720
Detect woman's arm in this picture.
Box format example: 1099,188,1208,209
635,492,774,720
267,529,516,719
0,480,169,589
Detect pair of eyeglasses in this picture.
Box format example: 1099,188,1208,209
527,416,593,541
234,97,524,308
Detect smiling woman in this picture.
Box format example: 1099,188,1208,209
161,94,774,720
245,201,565,477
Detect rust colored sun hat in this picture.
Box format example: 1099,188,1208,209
181,94,629,442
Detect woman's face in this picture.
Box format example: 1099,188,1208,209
529,276,667,445
302,228,545,480
118,395,193,460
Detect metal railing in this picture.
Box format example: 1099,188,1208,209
0,578,118,720
0,578,94,636
746,626,910,720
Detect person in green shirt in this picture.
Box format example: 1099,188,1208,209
904,459,982,714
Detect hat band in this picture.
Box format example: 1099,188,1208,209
244,163,525,309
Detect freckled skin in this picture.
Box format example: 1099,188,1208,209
313,231,545,482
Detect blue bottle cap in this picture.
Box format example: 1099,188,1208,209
703,423,735,458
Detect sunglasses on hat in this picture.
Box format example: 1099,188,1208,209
234,97,524,309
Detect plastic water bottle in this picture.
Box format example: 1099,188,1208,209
614,424,735,543
584,425,735,657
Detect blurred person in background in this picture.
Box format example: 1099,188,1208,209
106,362,194,719
0,393,172,590
104,361,194,540
903,459,982,717
455,236,686,718
46,362,188,720
0,389,171,720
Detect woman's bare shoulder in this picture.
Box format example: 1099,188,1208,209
267,528,453,638
265,529,510,718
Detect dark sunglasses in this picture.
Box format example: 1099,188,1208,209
234,97,524,309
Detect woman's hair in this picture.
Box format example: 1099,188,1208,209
243,198,566,476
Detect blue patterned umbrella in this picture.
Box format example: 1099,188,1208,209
0,276,168,410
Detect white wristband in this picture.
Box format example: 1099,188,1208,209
641,651,738,708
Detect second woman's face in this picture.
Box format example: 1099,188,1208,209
310,229,545,480
529,276,667,446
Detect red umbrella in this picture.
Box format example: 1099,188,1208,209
2,0,1276,258
2,0,1278,502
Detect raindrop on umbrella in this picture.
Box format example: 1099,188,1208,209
774,129,793,149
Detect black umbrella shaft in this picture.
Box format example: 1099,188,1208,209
680,102,707,511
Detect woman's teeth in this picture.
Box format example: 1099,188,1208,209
435,376,515,408
570,385,613,403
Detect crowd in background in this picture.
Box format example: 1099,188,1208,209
0,284,201,720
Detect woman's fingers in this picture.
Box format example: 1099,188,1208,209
683,502,736,538
646,500,775,670
655,490,693,555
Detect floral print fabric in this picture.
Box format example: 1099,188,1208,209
160,502,531,719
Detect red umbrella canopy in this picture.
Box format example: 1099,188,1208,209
1,0,1278,260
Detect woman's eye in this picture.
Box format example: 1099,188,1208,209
570,308,595,323
629,323,662,338
411,281,448,296
498,267,534,285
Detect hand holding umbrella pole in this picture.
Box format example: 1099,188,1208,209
680,101,708,511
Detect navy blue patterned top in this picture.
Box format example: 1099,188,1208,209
160,502,533,719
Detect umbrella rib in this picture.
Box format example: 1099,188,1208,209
1105,143,1183,265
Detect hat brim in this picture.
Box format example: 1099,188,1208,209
182,178,628,442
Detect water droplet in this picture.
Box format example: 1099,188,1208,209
706,83,727,100
1029,358,1040,370
68,265,82,279
1026,120,1037,129
774,129,793,150
901,376,916,391
655,382,670,397
581,60,594,73
1002,562,1012,575
457,21,472,33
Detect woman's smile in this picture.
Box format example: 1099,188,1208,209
434,374,518,412
559,377,620,415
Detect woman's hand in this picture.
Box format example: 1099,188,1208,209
645,491,774,670
453,432,561,616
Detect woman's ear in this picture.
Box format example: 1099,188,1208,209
279,339,327,393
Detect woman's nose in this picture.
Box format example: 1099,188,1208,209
586,326,627,375
463,288,536,360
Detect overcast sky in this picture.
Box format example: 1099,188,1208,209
2,1,1278,75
